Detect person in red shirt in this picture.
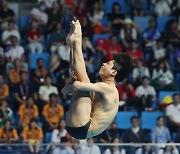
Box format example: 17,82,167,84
127,40,143,67
74,1,87,24
95,35,122,70
106,35,122,62
26,20,43,53
117,80,138,110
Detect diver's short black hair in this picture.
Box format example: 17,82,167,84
113,53,132,82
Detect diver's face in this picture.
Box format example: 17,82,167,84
99,60,115,78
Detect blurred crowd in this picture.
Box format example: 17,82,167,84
0,0,180,153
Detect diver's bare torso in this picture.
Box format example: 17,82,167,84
87,85,119,138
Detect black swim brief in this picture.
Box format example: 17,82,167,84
66,121,91,139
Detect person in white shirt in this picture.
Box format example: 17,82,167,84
2,22,20,47
87,2,104,25
166,93,180,133
153,39,166,61
136,76,156,112
78,138,101,154
152,60,177,91
51,119,70,144
52,137,74,154
5,35,28,74
104,137,126,154
39,76,58,103
132,59,150,88
154,0,171,17
31,1,48,26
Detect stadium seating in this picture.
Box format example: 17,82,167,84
101,15,109,27
45,132,52,143
29,53,50,69
20,15,30,30
134,16,150,32
93,33,111,45
176,73,180,91
105,0,126,13
116,111,137,129
141,111,163,129
0,149,19,154
159,91,178,103
157,16,176,32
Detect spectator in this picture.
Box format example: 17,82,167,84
123,116,148,153
14,71,35,112
132,59,150,87
120,18,139,49
106,35,122,62
74,1,87,24
0,120,18,144
18,96,39,128
108,2,125,34
78,138,101,154
82,37,94,74
52,137,75,154
5,35,28,74
30,0,48,26
0,74,9,100
46,2,63,33
0,48,5,74
117,81,138,110
44,0,57,8
0,0,15,30
130,0,144,16
104,137,126,154
42,93,64,132
136,76,156,112
57,72,72,112
81,16,94,38
39,76,58,103
176,48,180,70
143,17,160,47
152,39,166,61
136,144,155,154
26,20,43,53
171,0,180,18
0,99,12,128
33,58,49,90
154,0,171,17
166,93,180,133
98,122,119,143
87,1,111,34
151,116,171,153
49,22,67,54
22,118,44,154
8,58,26,88
126,40,143,66
51,119,70,144
165,20,180,51
2,22,20,48
158,142,179,154
152,60,177,91
50,42,70,73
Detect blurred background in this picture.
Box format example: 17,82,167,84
0,0,179,153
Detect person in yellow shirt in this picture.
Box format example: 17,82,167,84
8,58,25,88
22,118,43,153
0,74,9,100
0,120,18,144
18,96,39,128
42,93,64,132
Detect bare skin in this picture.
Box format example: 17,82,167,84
63,20,119,138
